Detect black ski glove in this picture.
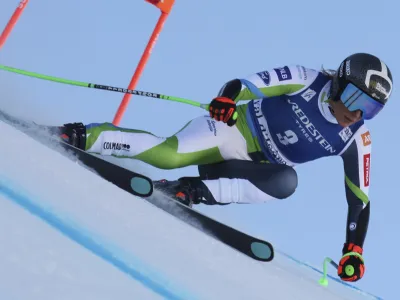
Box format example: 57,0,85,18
338,243,365,282
209,97,237,126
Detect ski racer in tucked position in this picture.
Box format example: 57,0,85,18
59,53,392,282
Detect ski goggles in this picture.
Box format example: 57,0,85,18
338,83,384,120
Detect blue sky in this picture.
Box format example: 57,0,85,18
0,0,398,298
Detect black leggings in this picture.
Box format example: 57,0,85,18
198,160,298,200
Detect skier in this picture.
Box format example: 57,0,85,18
59,53,392,282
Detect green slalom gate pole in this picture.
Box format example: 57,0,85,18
0,64,238,120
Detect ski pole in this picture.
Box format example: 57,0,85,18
319,252,361,287
0,64,238,120
319,257,338,287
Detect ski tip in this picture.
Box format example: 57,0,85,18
130,176,153,197
250,241,274,262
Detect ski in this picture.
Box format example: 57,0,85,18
0,110,274,262
148,191,274,261
0,110,153,198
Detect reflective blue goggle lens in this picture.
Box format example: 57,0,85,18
339,83,384,120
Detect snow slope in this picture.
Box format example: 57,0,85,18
0,120,382,300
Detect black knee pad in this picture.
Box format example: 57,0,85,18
253,165,297,199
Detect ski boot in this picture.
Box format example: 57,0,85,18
153,177,214,207
56,122,87,150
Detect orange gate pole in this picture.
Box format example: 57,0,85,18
112,0,175,125
0,0,30,48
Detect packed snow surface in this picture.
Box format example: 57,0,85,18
0,121,380,299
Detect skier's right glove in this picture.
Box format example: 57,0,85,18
209,97,237,126
338,243,365,282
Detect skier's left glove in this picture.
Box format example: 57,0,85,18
209,97,237,126
338,243,365,282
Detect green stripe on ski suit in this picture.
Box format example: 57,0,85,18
86,123,224,169
235,84,306,102
134,135,225,169
345,176,369,205
85,104,264,169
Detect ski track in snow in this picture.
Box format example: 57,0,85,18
0,120,382,299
